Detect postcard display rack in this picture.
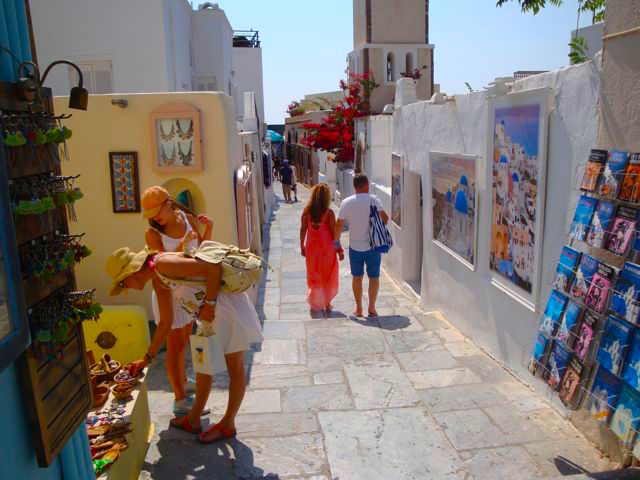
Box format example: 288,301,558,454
526,148,640,461
0,83,100,466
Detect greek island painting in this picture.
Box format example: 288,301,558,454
430,152,478,269
489,89,549,303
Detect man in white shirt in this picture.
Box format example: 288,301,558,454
334,174,389,317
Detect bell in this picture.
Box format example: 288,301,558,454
69,85,89,111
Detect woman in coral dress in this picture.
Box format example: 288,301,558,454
300,183,339,312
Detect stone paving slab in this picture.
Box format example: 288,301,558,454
142,186,616,479
343,355,420,409
319,408,468,480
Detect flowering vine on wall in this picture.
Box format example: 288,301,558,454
287,101,305,117
300,72,378,164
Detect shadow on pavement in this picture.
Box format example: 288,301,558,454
142,428,280,479
324,312,412,331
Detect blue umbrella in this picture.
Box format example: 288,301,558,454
267,130,284,142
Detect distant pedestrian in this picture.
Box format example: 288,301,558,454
300,183,339,313
272,157,281,181
280,160,293,203
334,174,388,317
291,163,299,202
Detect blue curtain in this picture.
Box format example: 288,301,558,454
0,0,32,82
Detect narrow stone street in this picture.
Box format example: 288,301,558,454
141,184,614,479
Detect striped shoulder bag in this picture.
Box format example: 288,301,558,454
369,195,393,253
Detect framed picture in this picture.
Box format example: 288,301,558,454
429,151,479,270
391,153,403,228
150,101,202,172
487,87,551,308
109,152,141,213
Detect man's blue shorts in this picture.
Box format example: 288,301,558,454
349,248,382,278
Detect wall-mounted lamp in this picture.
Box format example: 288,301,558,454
14,58,88,111
111,99,128,108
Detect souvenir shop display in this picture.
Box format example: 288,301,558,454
609,383,640,448
556,299,582,349
85,352,146,476
610,262,640,325
622,331,640,394
596,316,633,376
528,146,640,457
0,85,97,467
553,246,581,293
559,356,584,407
539,290,567,336
569,195,597,241
580,149,608,193
619,153,640,203
597,150,628,198
586,200,615,249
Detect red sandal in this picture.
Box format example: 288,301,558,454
169,416,202,434
197,423,237,444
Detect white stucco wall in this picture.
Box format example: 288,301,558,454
163,0,194,91
193,7,234,96
30,0,173,95
381,60,601,382
233,47,265,125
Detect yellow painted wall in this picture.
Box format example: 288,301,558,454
54,92,243,319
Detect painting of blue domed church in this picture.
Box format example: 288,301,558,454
490,103,543,294
430,152,478,268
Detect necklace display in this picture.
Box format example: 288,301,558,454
179,140,193,166
159,120,175,142
161,142,176,165
177,119,193,140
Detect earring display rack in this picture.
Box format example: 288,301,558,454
0,81,93,467
526,148,640,461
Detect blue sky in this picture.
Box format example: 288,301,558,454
220,1,594,124
495,105,541,157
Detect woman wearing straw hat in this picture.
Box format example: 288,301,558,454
105,245,263,443
141,186,213,416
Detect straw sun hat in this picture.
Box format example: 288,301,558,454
105,247,152,296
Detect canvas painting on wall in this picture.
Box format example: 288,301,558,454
430,151,478,269
391,153,403,228
109,152,140,213
488,88,550,306
150,101,203,173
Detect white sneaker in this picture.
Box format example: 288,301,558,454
173,395,210,416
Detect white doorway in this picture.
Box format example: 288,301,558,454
403,171,423,297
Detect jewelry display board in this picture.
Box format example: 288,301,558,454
149,101,202,173
0,82,94,467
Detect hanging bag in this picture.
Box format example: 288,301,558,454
369,196,393,253
190,321,227,376
183,241,265,293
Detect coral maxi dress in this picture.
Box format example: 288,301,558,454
305,210,339,310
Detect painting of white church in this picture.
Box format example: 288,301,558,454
430,152,478,268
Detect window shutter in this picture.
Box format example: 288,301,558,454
93,62,114,94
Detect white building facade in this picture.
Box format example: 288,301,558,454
30,1,264,124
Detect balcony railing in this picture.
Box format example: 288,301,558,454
233,30,260,48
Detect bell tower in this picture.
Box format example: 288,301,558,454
349,0,433,112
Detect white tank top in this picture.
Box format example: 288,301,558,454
152,210,198,252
